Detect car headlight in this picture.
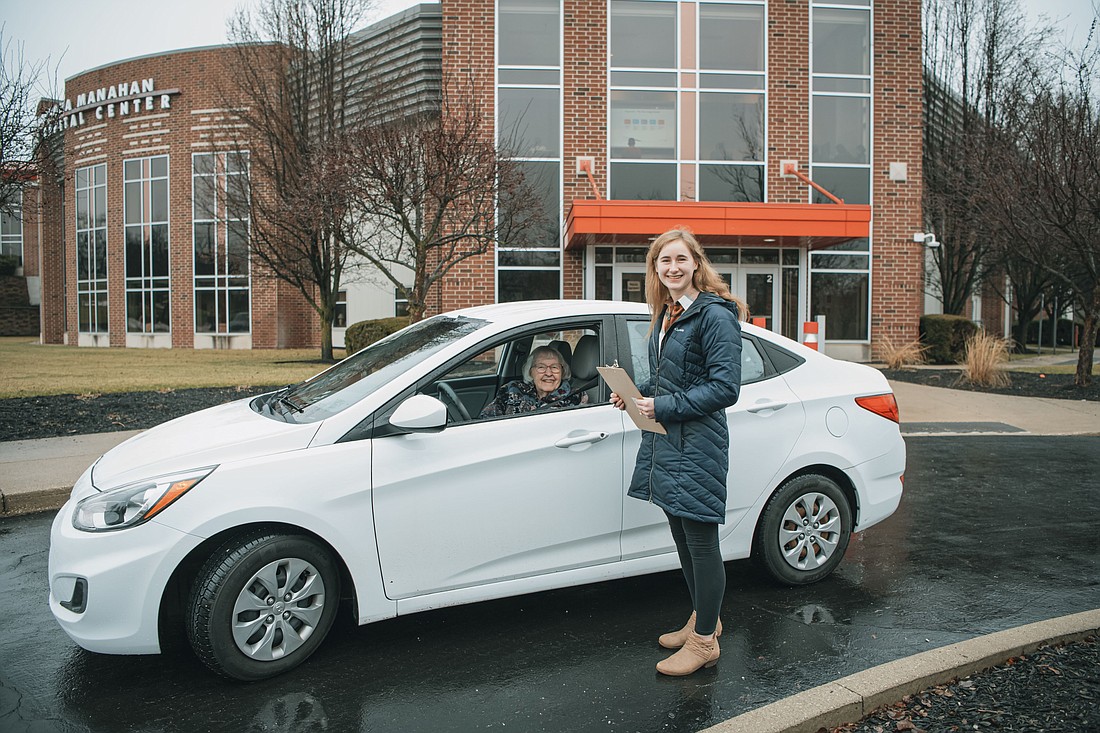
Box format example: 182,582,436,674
72,467,216,532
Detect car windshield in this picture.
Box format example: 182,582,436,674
256,315,486,422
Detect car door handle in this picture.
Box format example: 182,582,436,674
746,400,791,414
555,431,610,448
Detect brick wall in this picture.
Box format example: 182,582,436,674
562,0,609,300
50,45,316,349
870,0,924,348
0,276,39,336
436,0,498,314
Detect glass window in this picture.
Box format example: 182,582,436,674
741,339,766,382
810,166,870,205
0,191,23,266
625,318,651,386
698,164,763,202
813,8,870,76
498,269,560,302
75,163,108,333
499,69,560,85
395,288,409,317
809,252,869,270
193,152,251,334
611,0,676,69
610,90,676,159
123,155,171,333
610,162,677,200
700,92,764,161
699,3,764,72
498,0,559,67
499,160,560,248
498,250,560,267
810,272,869,340
498,88,560,157
610,71,677,87
813,96,869,164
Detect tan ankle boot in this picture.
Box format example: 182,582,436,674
656,631,720,676
658,611,723,649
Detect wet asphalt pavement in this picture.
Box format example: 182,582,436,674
2,435,1098,733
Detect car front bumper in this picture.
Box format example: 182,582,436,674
48,496,203,655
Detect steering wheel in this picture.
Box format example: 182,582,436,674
436,382,472,422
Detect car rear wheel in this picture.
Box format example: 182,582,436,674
757,474,852,586
186,531,340,681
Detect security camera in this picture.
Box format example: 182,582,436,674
912,232,939,248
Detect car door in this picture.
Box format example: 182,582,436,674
615,317,807,560
370,324,629,600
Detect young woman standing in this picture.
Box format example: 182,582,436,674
610,228,746,676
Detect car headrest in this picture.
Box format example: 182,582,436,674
571,335,599,381
548,339,572,368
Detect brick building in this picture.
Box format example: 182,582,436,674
20,0,924,360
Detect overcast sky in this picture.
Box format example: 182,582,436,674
2,0,1096,93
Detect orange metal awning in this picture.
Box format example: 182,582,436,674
564,200,871,250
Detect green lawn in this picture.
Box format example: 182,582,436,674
0,337,344,398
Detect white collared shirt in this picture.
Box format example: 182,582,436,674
659,293,696,351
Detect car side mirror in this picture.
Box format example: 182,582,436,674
389,394,448,433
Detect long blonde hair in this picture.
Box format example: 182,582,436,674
645,228,749,332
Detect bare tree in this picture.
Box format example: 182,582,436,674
0,27,58,216
987,34,1100,386
921,0,1048,314
343,75,546,321
224,0,373,360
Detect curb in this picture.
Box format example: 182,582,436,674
703,608,1100,733
0,487,70,518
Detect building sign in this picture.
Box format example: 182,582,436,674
52,78,182,131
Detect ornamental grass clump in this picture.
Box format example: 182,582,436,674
877,335,928,370
963,331,1011,387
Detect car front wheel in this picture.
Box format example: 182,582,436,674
756,474,853,586
186,531,341,681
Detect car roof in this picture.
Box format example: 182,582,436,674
450,299,651,326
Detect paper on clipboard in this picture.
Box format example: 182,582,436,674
597,365,667,434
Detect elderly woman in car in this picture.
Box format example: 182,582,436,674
479,345,589,417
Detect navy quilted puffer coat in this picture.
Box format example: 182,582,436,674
627,292,743,523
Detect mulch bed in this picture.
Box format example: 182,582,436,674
0,386,277,442
881,368,1100,402
831,636,1100,733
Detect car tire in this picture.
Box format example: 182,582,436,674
186,530,341,681
756,474,852,586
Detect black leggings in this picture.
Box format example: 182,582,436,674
665,512,725,636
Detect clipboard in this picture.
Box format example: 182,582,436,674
597,365,667,434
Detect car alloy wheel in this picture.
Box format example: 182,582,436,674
187,531,341,681
756,474,853,586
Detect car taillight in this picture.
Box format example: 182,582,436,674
855,393,900,424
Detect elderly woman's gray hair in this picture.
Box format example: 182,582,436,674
522,345,571,383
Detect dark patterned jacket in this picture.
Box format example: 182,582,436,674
479,379,588,417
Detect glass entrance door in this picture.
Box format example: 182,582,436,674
740,268,779,331
616,268,647,303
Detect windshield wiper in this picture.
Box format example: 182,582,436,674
277,393,304,413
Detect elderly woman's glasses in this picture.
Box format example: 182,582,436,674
533,363,563,374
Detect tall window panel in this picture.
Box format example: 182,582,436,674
0,190,23,266
810,2,871,205
75,164,108,333
496,0,562,302
193,152,251,334
123,156,170,333
609,0,678,200
810,0,871,341
697,1,766,202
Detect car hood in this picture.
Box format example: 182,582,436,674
91,397,320,490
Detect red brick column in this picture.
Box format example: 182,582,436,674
870,0,924,348
766,1,811,204
562,0,608,300
436,0,498,315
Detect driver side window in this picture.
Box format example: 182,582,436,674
430,325,602,424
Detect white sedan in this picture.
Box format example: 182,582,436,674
48,300,905,680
